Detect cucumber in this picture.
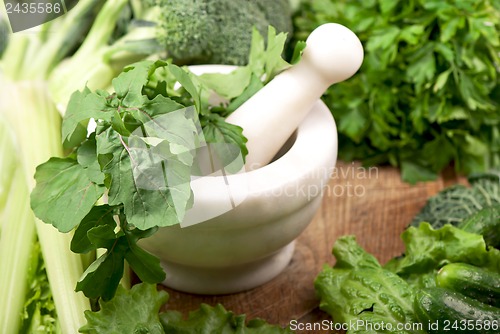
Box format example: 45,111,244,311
414,287,500,334
437,263,500,307
458,205,500,248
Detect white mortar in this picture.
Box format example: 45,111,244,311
140,65,338,294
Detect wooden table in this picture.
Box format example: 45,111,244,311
161,161,466,331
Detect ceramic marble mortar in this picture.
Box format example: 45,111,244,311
139,23,363,294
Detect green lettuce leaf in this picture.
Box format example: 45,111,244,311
385,223,500,288
19,243,60,334
79,283,293,334
161,304,293,334
315,236,424,334
79,283,168,334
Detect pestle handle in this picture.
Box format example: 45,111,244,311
226,23,364,170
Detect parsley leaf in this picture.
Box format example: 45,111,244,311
294,0,500,182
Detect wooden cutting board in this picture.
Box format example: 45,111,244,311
160,161,466,330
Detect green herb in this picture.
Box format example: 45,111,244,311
79,283,293,334
31,60,219,301
293,0,500,183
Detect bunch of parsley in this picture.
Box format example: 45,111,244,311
294,0,500,183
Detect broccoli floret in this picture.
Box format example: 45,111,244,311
155,0,293,65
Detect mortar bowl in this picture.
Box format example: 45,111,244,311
139,65,338,294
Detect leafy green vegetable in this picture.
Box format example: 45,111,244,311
385,223,500,288
32,60,201,301
458,205,500,247
30,158,106,233
161,304,294,334
293,0,500,183
79,283,167,334
411,171,500,234
79,283,293,334
19,243,60,334
315,236,424,334
316,224,500,333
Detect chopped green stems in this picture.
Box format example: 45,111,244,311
1,80,91,333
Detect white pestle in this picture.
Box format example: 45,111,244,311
226,23,364,170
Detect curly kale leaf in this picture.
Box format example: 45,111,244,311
411,172,500,228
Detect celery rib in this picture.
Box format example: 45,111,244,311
0,115,34,334
1,80,90,333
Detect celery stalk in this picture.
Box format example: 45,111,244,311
0,0,101,80
1,1,145,330
0,168,35,333
49,0,130,108
0,117,17,224
0,116,31,333
22,0,102,80
0,80,90,333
